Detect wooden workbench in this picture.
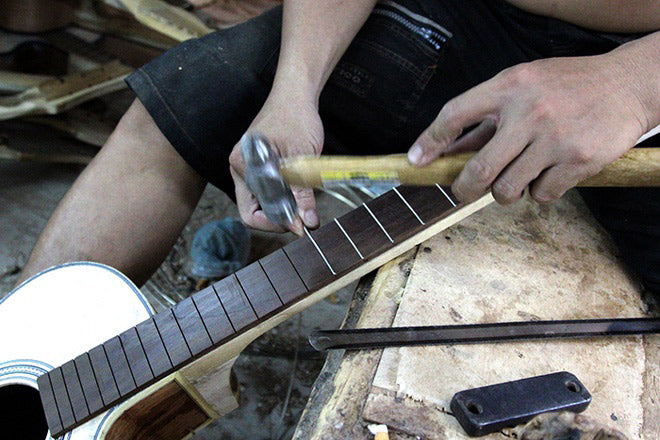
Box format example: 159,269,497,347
293,191,658,439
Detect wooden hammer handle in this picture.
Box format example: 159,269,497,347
280,147,660,188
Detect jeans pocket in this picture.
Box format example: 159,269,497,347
320,0,452,150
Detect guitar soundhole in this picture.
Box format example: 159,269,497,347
0,384,48,439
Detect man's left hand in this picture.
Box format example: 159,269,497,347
407,55,650,204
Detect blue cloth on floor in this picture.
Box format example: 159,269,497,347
188,218,250,279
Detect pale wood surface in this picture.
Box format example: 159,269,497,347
281,147,660,188
296,191,658,439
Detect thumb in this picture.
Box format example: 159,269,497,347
408,82,500,166
292,186,319,230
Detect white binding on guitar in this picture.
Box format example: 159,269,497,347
0,263,154,440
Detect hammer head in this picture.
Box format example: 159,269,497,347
241,133,298,229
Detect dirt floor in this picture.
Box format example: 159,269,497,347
0,116,358,438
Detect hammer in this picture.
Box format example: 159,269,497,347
242,133,660,230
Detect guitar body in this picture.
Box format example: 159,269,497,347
0,263,231,439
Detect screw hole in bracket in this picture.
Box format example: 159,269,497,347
466,401,483,415
565,381,580,393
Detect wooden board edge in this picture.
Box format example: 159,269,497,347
181,194,495,382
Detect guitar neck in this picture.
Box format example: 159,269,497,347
39,185,492,437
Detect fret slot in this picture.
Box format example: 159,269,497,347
104,336,136,396
235,263,283,318
172,297,213,356
135,318,173,377
364,190,423,242
37,373,63,437
212,275,258,332
74,353,104,413
154,310,192,368
49,367,75,428
191,286,235,344
259,249,308,305
119,327,154,387
335,205,392,259
88,345,120,405
61,360,89,422
396,186,455,224
310,220,363,274
283,235,334,291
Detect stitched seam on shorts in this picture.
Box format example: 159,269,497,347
358,39,425,80
140,70,204,156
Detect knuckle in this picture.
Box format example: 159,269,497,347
466,157,494,185
571,146,597,164
441,99,460,123
492,177,519,204
531,187,560,204
507,63,537,86
228,148,242,167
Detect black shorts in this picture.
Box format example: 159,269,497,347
126,0,659,293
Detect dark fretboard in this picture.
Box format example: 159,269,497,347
39,185,461,437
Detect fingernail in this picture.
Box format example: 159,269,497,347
408,144,423,165
304,209,319,227
289,217,304,236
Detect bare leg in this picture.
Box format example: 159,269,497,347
17,100,207,286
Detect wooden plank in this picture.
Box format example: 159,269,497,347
172,297,213,356
119,327,154,387
364,190,423,242
37,373,63,437
60,360,89,422
191,286,235,344
153,310,192,368
49,367,76,429
104,336,136,396
103,380,210,439
283,236,334,291
88,345,120,405
212,275,257,332
74,353,105,413
310,221,363,274
235,263,283,318
135,318,173,377
259,249,308,305
336,205,392,259
395,186,455,224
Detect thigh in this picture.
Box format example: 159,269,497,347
579,185,660,294
126,6,283,192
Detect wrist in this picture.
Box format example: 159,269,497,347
269,68,322,108
606,33,660,135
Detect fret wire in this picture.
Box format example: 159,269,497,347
435,183,457,207
304,226,337,275
334,218,364,260
362,203,394,243
393,187,425,225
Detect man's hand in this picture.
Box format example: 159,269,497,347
229,89,323,235
407,53,651,204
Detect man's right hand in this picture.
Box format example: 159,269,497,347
229,88,324,236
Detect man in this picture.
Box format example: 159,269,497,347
16,0,660,292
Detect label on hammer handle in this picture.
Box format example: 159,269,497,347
320,171,400,188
